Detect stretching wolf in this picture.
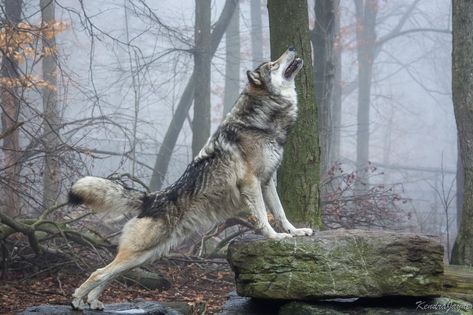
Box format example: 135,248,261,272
69,47,313,310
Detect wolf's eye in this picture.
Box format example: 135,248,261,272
271,63,280,71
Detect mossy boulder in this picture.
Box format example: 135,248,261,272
227,229,444,300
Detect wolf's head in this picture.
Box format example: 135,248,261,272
246,47,303,96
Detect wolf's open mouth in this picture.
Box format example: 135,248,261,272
284,57,302,78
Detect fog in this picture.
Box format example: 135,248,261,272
2,1,457,247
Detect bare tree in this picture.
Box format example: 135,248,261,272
149,0,238,191
353,0,378,194
0,0,23,217
223,1,240,116
250,0,263,68
41,0,61,209
456,139,463,231
312,0,339,174
451,0,473,266
429,157,456,256
331,4,342,166
268,0,321,227
192,0,211,157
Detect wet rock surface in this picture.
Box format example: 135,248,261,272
19,301,184,315
227,229,444,300
218,292,473,315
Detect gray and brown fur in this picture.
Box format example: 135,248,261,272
70,48,313,310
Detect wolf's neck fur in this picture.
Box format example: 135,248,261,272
226,85,298,134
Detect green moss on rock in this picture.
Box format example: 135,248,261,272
227,230,444,300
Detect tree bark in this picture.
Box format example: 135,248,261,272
451,0,473,266
312,0,338,174
223,1,240,116
0,0,23,217
192,0,211,157
354,0,377,194
149,0,237,191
268,0,321,227
456,138,463,231
331,4,342,165
250,0,264,68
41,0,61,209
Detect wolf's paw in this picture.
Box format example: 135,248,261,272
88,299,105,310
71,297,87,310
269,232,293,239
289,228,313,236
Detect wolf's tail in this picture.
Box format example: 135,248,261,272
68,176,145,214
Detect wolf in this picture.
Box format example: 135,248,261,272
69,47,313,310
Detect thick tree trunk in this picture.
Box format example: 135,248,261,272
268,0,321,228
0,0,23,217
149,0,237,191
313,0,338,174
192,0,211,157
250,0,264,68
223,1,240,116
41,0,61,209
354,0,377,194
451,0,473,266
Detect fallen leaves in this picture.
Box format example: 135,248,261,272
0,256,234,314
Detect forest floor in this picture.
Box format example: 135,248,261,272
0,255,235,314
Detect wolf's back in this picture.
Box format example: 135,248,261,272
68,176,145,214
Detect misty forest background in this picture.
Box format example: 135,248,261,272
0,0,472,299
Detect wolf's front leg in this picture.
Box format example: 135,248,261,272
241,176,292,239
262,179,313,236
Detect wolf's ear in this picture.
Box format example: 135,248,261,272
247,70,262,86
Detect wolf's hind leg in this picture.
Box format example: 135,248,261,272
72,217,165,310
241,176,292,239
71,246,155,310
262,179,313,236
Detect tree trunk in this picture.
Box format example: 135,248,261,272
0,0,23,217
223,1,240,116
192,0,211,157
250,0,264,68
354,0,377,194
456,139,463,232
268,0,321,228
41,0,61,209
312,0,338,174
450,0,473,266
382,108,393,184
149,0,237,191
331,5,342,165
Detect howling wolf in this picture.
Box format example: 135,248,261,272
70,47,313,310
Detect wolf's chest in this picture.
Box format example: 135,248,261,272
258,140,283,181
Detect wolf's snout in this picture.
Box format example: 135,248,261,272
284,56,303,79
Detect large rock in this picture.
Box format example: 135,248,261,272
227,229,444,300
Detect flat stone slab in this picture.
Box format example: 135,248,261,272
227,229,444,300
219,292,473,315
19,301,183,315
